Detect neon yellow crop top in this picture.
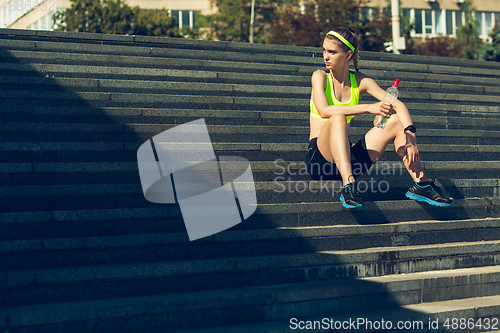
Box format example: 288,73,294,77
310,71,359,124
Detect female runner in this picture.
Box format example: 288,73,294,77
305,27,453,209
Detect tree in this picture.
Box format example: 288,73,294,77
132,8,181,37
453,0,482,59
53,0,180,37
53,0,104,33
481,19,500,62
268,0,391,51
197,0,280,43
357,8,391,52
413,36,462,58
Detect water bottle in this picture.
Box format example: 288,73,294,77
373,78,401,129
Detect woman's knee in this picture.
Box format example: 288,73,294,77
386,113,404,132
326,114,348,129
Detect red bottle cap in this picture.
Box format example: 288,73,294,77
393,78,401,87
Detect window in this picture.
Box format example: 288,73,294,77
169,10,200,29
425,10,433,34
446,10,453,35
415,9,422,34
456,11,463,27
435,10,443,34
476,12,483,35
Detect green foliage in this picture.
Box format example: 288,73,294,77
411,36,462,58
267,0,390,51
197,0,280,43
357,8,391,52
481,19,500,62
132,8,180,37
269,0,364,47
453,0,482,59
53,0,180,37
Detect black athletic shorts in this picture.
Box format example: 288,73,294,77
305,136,375,181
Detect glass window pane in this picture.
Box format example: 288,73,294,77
476,12,482,34
486,12,493,35
456,11,463,26
193,11,200,28
415,9,423,34
436,10,443,34
171,10,180,27
446,10,453,34
182,11,190,27
425,10,432,25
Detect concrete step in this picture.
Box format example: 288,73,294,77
1,195,497,234
0,176,495,211
1,29,500,78
4,109,500,136
2,266,500,332
2,140,500,162
0,216,499,268
2,90,500,117
1,28,500,332
2,121,500,142
2,104,500,122
2,55,500,95
2,239,500,307
179,295,500,333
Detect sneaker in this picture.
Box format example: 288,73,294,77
340,182,364,209
405,180,453,207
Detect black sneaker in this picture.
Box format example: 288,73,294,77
405,180,453,207
340,182,364,209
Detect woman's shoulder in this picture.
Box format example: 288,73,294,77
312,69,328,78
311,69,328,87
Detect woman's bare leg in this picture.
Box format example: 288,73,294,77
364,113,428,183
316,114,354,186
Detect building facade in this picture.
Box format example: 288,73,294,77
1,0,214,30
368,0,500,41
1,0,499,42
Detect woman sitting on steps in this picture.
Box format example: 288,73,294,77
305,26,453,209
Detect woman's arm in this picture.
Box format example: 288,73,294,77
311,70,391,119
361,75,413,128
361,75,419,167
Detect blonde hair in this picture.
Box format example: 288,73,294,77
325,27,359,71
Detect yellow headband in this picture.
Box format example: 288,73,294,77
327,31,355,52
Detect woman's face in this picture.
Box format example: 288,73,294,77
322,38,352,70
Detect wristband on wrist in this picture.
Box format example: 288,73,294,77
404,125,416,134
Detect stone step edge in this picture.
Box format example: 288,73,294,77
0,217,498,256
2,142,500,154
2,88,500,105
2,28,500,70
4,51,500,89
3,123,500,139
0,197,496,224
4,104,500,117
2,240,500,291
176,294,500,333
2,265,500,330
0,177,495,200
1,31,499,77
3,67,500,93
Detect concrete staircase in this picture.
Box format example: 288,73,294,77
1,29,500,332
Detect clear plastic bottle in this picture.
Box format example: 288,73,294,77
373,78,401,129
